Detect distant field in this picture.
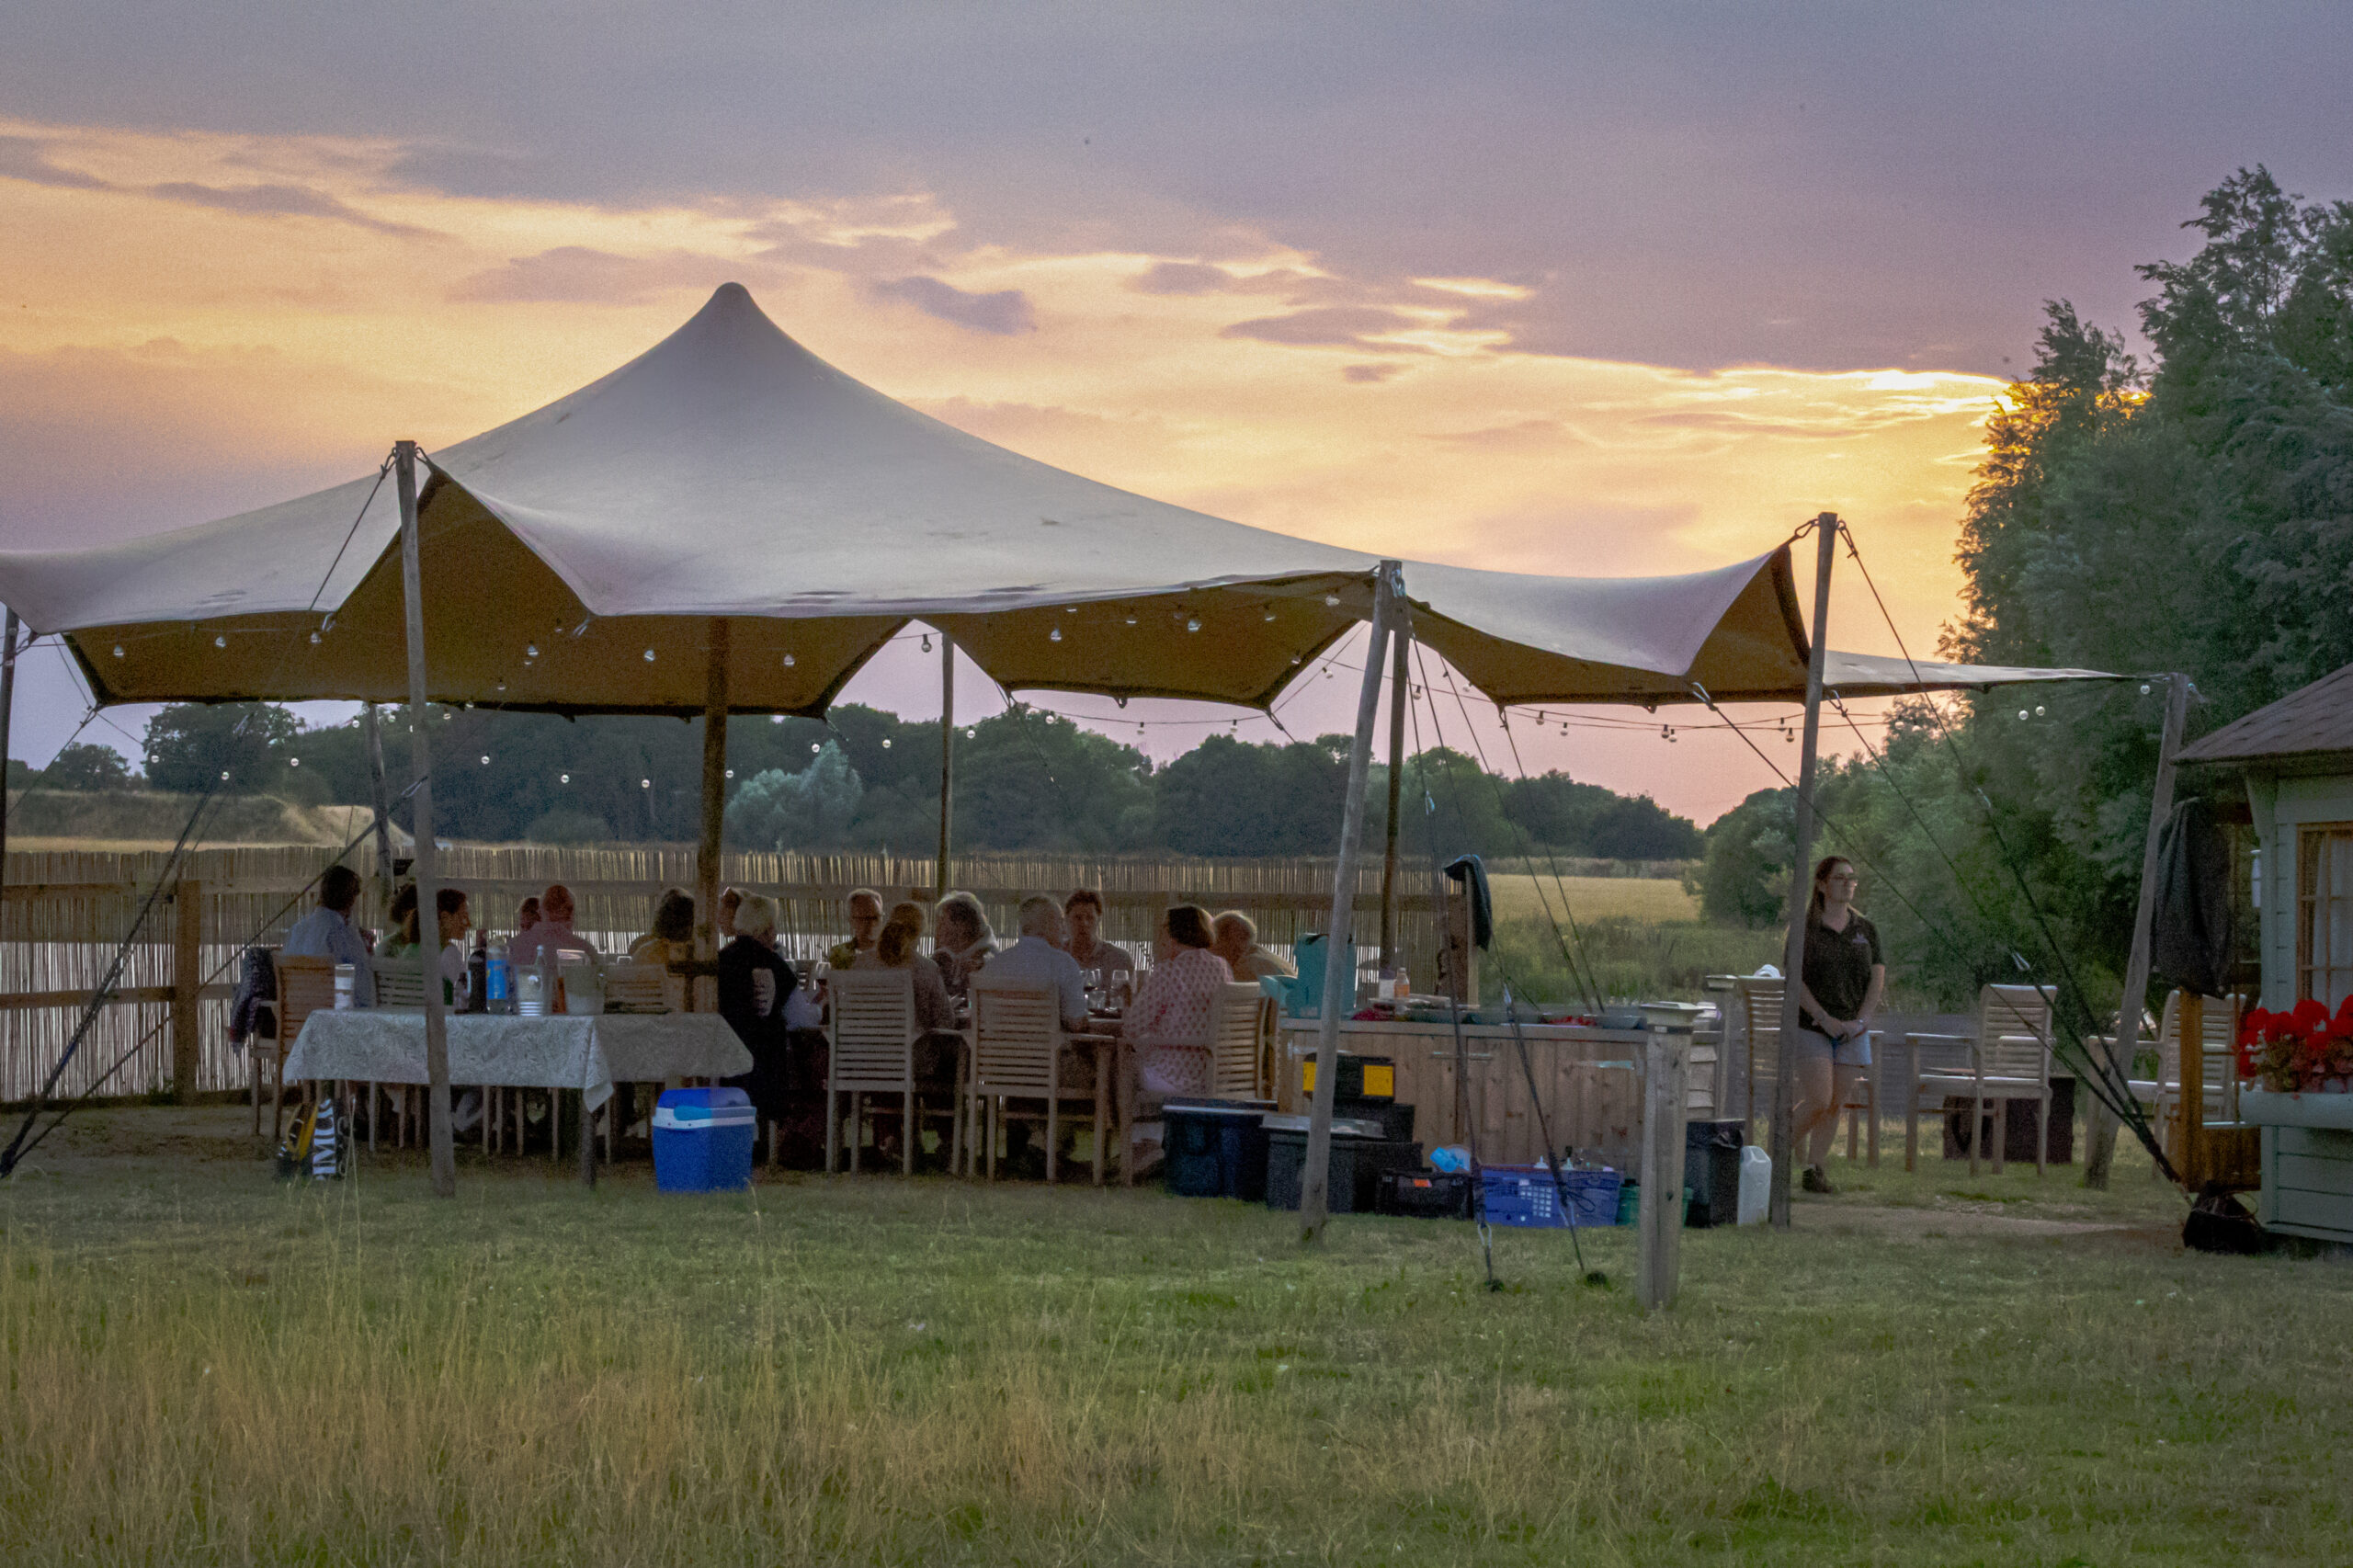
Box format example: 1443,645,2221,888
1486,871,1699,924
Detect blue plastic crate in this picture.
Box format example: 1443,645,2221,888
652,1087,756,1193
1479,1165,1621,1228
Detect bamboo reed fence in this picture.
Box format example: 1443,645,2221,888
0,845,1438,1108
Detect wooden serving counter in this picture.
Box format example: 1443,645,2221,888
1275,1017,1724,1173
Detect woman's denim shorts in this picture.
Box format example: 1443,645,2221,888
1792,1024,1871,1068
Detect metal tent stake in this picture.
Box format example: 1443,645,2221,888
1769,513,1838,1229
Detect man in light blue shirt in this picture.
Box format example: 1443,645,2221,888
976,896,1089,1031
282,864,373,1006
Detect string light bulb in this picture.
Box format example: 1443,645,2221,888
1049,626,1063,642
479,755,490,766
881,738,892,749
642,778,652,788
1324,593,1340,607
781,653,795,667
560,773,570,784
309,631,322,645
289,757,301,767
526,643,539,658
1186,618,1201,632
642,648,655,662
2034,704,2046,717
2018,710,2030,721
213,635,226,649
111,645,124,658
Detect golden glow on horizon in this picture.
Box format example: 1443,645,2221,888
0,114,2006,817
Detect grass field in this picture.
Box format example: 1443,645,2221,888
1484,872,1699,925
2,1106,2347,1565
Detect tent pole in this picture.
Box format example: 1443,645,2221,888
1380,620,1409,971
0,608,17,900
2083,672,2188,1187
1769,513,1837,1229
937,632,955,899
394,440,456,1199
698,618,729,988
1301,562,1400,1244
361,702,396,923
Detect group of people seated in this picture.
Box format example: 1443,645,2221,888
282,860,1297,1176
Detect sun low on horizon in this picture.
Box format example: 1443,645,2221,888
1,4,2338,824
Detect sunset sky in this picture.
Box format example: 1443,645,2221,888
3,5,2347,823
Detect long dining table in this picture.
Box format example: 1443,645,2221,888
284,1009,752,1183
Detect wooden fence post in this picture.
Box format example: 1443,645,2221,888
1637,1024,1689,1312
172,878,202,1104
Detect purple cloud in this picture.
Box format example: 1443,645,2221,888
1341,363,1403,383
870,275,1037,335
147,181,439,237
0,135,109,189
1130,261,1233,295
448,245,734,305
1221,306,1423,350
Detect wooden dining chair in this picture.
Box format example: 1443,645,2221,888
2145,989,2244,1171
267,954,336,1143
1210,983,1266,1100
825,969,917,1175
968,977,1105,1184
1733,977,1784,1143
1904,983,2057,1176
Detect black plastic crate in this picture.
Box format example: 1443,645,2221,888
1329,1096,1415,1142
1376,1170,1472,1219
1263,1122,1422,1213
1163,1098,1274,1200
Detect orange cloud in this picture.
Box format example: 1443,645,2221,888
0,113,2005,820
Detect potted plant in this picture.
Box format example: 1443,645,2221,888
2238,997,2353,1131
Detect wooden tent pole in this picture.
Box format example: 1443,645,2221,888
937,632,955,899
1769,513,1838,1229
2083,672,2188,1187
1380,620,1409,971
698,618,729,983
395,440,456,1199
0,608,17,907
1301,563,1400,1244
361,702,396,924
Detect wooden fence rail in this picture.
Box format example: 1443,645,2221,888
0,845,1438,1108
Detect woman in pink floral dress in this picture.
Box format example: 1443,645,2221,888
1120,903,1233,1176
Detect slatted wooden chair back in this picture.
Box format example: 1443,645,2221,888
1977,983,2055,1083
2157,989,2241,1114
1209,983,1264,1098
371,958,427,1011
827,970,916,1091
970,979,1061,1096
271,955,335,1049
602,962,669,1013
1733,977,1783,1124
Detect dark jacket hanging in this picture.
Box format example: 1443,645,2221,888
2151,798,2234,1000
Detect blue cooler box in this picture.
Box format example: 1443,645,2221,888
652,1087,757,1192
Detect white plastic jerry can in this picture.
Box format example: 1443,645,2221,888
1736,1145,1771,1225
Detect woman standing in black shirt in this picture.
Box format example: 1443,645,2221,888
1791,856,1884,1194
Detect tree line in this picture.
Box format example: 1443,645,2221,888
38,699,1702,863
1697,168,2352,1010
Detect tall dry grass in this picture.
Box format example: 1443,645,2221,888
4,1119,2351,1565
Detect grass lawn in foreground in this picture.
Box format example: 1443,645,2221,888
0,1106,2346,1565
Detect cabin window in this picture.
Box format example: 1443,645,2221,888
2298,824,2353,1008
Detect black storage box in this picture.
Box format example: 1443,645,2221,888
1376,1169,1472,1219
1684,1119,1745,1229
1163,1098,1274,1200
1262,1116,1422,1213
1329,1096,1415,1142
1298,1053,1396,1104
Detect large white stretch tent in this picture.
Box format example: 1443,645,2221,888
0,284,2097,714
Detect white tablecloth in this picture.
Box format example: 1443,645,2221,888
285,1012,752,1113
